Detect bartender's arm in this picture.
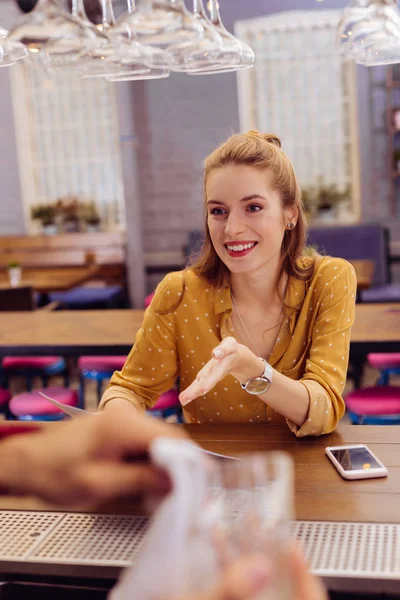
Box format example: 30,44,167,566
0,411,186,507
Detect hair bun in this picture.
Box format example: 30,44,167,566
247,130,282,148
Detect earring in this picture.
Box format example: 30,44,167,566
287,222,295,230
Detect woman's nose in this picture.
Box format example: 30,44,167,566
224,212,245,238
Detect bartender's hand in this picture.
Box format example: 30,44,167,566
0,411,187,508
180,337,262,406
173,545,327,600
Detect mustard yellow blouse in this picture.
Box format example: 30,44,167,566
100,256,357,437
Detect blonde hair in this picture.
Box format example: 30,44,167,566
190,130,316,291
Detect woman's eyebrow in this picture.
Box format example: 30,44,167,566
207,194,266,206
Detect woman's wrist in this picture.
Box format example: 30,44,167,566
233,348,266,384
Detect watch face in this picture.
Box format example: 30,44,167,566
246,377,271,395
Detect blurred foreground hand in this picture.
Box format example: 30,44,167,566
0,411,187,508
174,544,327,600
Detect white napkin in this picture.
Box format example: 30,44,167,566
109,437,220,600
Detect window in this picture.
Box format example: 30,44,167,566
10,65,125,231
235,10,361,223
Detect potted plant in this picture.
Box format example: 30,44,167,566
7,260,22,287
82,201,101,232
31,204,58,235
302,178,351,222
56,196,81,232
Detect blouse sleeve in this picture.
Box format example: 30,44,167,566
99,272,183,411
287,259,357,437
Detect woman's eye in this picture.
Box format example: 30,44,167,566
209,207,227,216
247,204,262,213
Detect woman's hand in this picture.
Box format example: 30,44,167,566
179,337,264,406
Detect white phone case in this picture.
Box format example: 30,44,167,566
325,444,388,480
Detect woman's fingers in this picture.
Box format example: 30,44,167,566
212,337,238,360
179,338,239,406
180,358,232,406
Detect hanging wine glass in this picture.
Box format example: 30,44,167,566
0,25,27,67
6,0,98,69
166,0,225,72
352,0,400,65
188,0,254,75
44,0,108,71
337,0,380,60
103,0,171,81
118,0,203,47
78,0,152,79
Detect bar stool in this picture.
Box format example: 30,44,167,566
9,387,79,421
78,356,126,405
2,357,69,391
345,386,400,425
367,353,400,385
0,389,11,417
149,388,182,421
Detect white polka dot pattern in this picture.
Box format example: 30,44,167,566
100,258,356,437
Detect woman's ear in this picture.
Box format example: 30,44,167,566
285,205,299,227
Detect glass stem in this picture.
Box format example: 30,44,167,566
192,0,206,17
209,0,223,27
71,0,88,19
127,0,135,14
100,0,116,29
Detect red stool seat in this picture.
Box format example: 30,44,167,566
78,356,126,372
367,353,400,369
3,357,63,370
151,389,180,412
346,386,400,416
0,389,11,407
9,387,78,417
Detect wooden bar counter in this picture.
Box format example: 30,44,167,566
1,422,399,525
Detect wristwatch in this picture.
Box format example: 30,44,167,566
240,358,273,395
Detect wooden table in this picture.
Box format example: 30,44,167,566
0,304,399,359
350,303,400,386
349,259,375,291
0,422,399,524
0,266,99,294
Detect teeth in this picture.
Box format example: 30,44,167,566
227,242,255,252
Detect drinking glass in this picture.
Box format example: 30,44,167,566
337,0,400,62
188,0,254,75
81,0,171,79
118,0,203,47
0,25,27,67
353,0,400,65
7,0,97,69
167,0,224,72
205,452,294,600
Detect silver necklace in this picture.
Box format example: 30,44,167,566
230,293,284,360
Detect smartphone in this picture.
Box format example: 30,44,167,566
325,444,388,480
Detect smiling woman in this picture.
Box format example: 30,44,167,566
100,130,357,438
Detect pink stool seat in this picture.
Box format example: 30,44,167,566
78,356,126,372
151,389,180,411
3,357,63,370
367,353,400,369
144,292,155,308
0,389,11,407
9,387,78,417
346,386,400,416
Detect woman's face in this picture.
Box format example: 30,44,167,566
206,164,296,277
